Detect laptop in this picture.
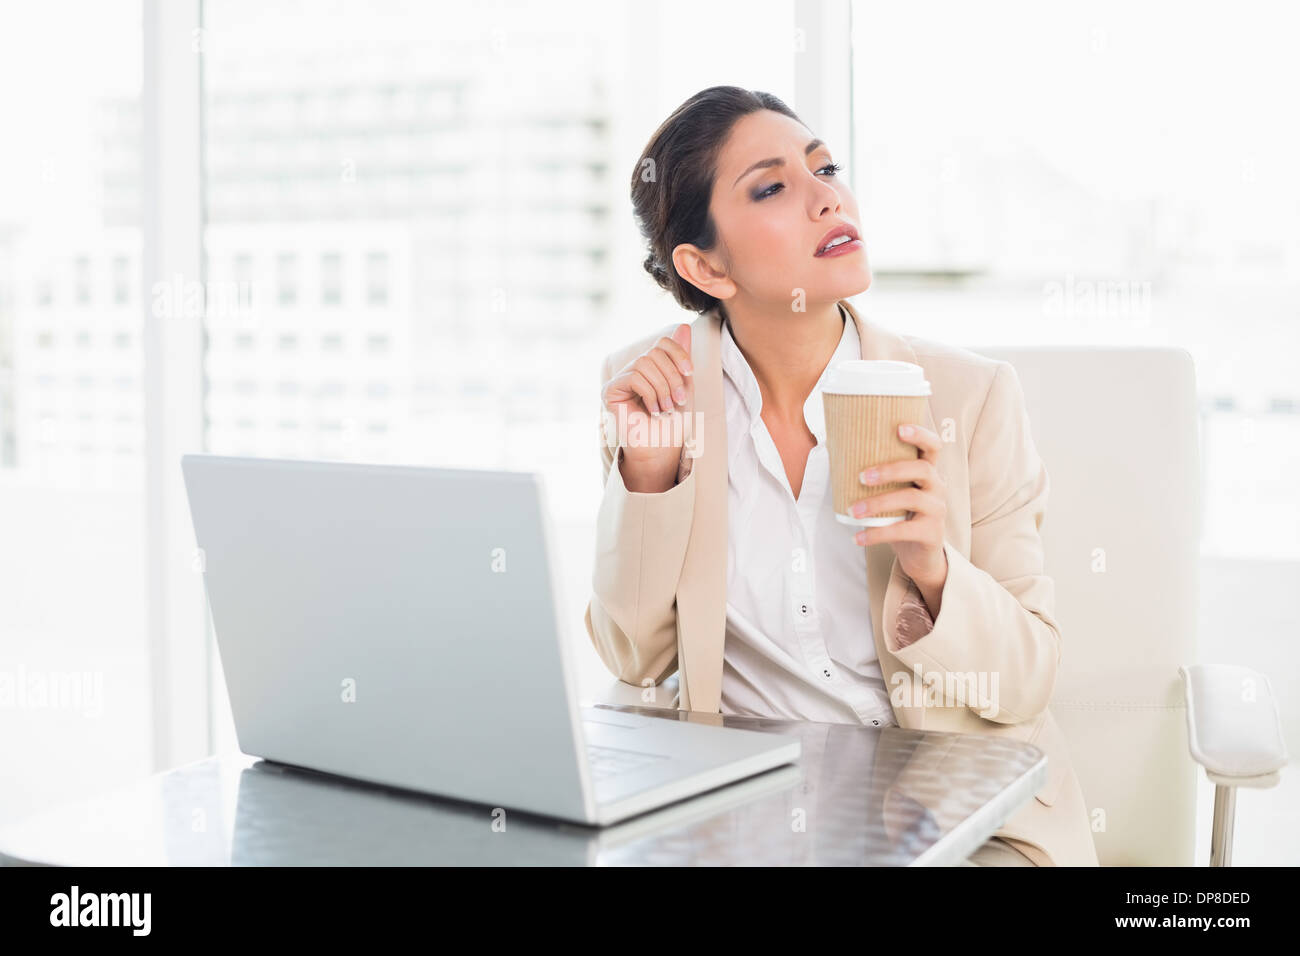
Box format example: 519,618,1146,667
180,454,801,826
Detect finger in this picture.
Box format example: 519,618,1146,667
645,348,689,408
670,323,692,370
860,458,938,490
631,357,675,415
622,368,667,416
848,488,934,520
657,330,694,377
898,423,941,461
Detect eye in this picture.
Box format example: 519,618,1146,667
753,162,843,200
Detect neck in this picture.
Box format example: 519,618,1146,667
722,297,845,424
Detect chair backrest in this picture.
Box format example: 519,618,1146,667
966,345,1201,866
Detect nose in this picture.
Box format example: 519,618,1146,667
808,172,842,217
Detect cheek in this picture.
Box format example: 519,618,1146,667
747,209,792,249
729,210,803,280
757,211,812,265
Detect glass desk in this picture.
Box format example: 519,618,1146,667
0,703,1045,866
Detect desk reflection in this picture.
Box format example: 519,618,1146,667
0,706,1042,866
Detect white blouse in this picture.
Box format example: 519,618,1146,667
717,307,898,727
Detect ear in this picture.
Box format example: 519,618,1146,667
671,242,736,302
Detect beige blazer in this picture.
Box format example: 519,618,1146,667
584,297,1099,866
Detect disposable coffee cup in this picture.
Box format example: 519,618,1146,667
821,360,931,527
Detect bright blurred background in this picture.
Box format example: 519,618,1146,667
0,0,1294,862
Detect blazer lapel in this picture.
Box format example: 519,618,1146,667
676,306,729,713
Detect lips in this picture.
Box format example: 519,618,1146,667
814,223,862,257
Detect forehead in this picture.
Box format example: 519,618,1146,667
717,110,819,176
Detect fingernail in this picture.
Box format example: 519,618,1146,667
861,468,879,484
850,501,867,517
681,362,693,376
899,424,913,437
673,387,687,404
855,531,867,545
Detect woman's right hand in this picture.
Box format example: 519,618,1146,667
601,323,693,492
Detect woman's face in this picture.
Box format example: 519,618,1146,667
677,108,871,310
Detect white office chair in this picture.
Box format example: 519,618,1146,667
976,345,1288,866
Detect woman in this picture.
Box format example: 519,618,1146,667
584,86,1098,867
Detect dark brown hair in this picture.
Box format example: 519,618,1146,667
630,86,806,314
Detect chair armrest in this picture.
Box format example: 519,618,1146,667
1179,663,1288,788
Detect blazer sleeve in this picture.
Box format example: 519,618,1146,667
882,360,1062,725
582,355,696,688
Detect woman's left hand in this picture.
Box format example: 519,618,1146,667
848,423,949,602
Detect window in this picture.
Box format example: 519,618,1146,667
276,252,298,305
321,252,342,305
233,253,253,287
75,255,92,304
112,255,130,305
0,0,149,826
198,0,799,760
365,251,388,306
850,3,1300,561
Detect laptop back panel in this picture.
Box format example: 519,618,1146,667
181,454,593,822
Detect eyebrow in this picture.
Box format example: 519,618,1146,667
732,138,826,189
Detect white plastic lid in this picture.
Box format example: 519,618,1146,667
822,359,931,396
